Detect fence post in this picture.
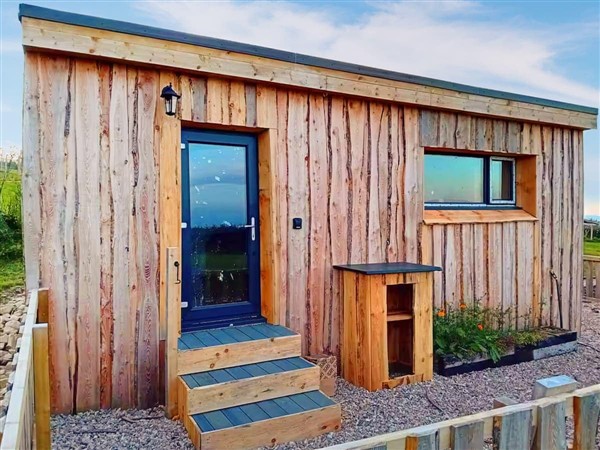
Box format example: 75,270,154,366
33,323,51,450
573,392,600,450
493,409,532,450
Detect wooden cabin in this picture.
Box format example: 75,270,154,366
19,4,597,448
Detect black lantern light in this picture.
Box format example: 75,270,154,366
160,83,181,116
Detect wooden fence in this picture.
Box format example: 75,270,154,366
584,256,600,299
319,383,600,450
0,289,50,450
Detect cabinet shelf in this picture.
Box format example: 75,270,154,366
386,312,412,321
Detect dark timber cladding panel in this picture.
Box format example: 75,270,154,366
419,109,582,331
23,52,584,410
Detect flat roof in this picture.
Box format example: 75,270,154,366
18,3,598,116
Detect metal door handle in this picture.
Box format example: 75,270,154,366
243,217,256,241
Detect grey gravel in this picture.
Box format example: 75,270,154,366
51,298,600,450
51,408,194,450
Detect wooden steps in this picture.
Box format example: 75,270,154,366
185,392,341,449
177,323,341,449
178,324,301,375
179,357,320,414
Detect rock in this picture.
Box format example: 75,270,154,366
0,304,13,315
7,335,17,350
5,320,20,330
0,351,11,365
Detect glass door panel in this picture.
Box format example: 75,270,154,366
181,130,260,330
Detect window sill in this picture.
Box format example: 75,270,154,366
423,209,537,225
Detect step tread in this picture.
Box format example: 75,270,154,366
181,357,314,388
192,391,336,432
179,324,297,351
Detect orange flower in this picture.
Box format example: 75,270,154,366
477,324,484,331
459,303,467,310
437,310,446,318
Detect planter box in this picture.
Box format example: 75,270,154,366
435,328,578,377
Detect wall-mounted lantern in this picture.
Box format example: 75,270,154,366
160,83,181,116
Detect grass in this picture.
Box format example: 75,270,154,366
0,168,24,292
0,257,24,291
584,240,600,257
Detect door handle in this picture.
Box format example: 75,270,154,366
243,217,256,241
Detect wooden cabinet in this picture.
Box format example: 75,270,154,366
334,263,441,391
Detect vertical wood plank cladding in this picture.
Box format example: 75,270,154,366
256,85,278,129
550,128,563,327
561,130,573,329
572,131,583,330
74,60,102,411
275,90,289,326
502,222,516,327
540,127,553,325
347,100,369,263
26,55,585,412
516,222,535,328
158,70,182,407
190,76,207,122
432,225,445,309
109,64,134,409
134,70,160,408
461,224,474,304
286,91,309,352
38,55,75,413
328,96,348,355
206,78,225,123
404,107,422,262
473,224,488,305
487,224,503,316
308,94,328,354
228,80,246,126
22,53,42,290
98,62,113,410
245,83,257,127
178,75,192,121
388,106,404,262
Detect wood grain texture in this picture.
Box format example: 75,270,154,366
450,420,484,450
493,409,532,450
573,393,600,450
534,401,567,450
22,51,586,410
22,17,597,129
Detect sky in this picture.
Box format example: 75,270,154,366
1,0,599,215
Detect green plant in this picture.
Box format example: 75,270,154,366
434,303,509,362
503,329,544,347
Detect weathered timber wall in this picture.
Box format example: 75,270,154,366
22,52,584,411
23,54,161,413
419,110,583,331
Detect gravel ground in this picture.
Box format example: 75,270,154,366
51,297,600,450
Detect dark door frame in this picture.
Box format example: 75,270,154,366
180,129,263,331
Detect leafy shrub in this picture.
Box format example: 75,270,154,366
434,302,548,363
434,303,509,362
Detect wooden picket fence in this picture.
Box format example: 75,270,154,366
584,256,600,299
319,383,600,450
0,289,50,450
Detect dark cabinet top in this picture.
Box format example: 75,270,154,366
333,262,442,275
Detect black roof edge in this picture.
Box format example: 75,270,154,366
18,3,598,116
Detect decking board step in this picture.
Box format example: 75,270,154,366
191,391,335,431
181,357,314,389
178,323,296,351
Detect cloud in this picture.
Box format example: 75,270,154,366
136,0,598,107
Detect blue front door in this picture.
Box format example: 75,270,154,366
181,129,262,331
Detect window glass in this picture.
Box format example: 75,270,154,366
490,159,514,202
424,154,484,203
